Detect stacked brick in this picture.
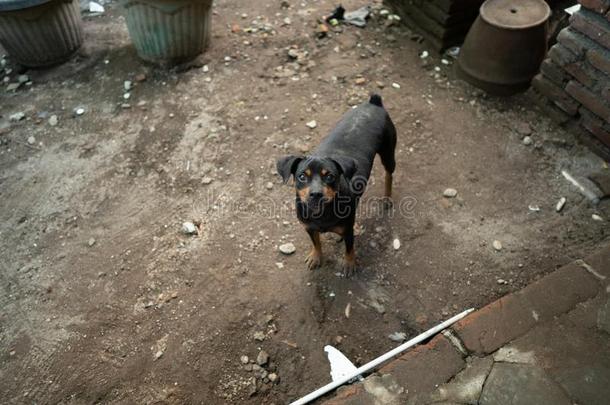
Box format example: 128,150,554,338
384,0,485,51
533,0,610,157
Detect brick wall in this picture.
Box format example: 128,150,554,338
533,1,610,157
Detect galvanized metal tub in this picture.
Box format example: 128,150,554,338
121,0,213,65
0,0,83,67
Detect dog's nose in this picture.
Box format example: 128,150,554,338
310,191,324,200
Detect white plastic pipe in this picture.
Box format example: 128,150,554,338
290,308,475,405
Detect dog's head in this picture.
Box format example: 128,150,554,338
276,155,357,211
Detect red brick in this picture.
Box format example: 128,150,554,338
323,384,370,405
558,28,591,57
379,335,464,397
580,107,610,146
454,262,600,355
571,9,610,49
549,43,581,67
579,0,610,14
567,80,610,123
587,48,610,76
540,59,571,86
532,74,580,115
564,61,598,89
583,244,610,280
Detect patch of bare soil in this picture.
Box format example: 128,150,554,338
0,0,608,403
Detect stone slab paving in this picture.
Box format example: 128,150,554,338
323,245,610,405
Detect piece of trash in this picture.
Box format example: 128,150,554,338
565,4,581,15
89,1,104,13
326,5,345,23
528,204,540,212
343,6,371,27
324,346,361,383
344,303,351,318
556,197,566,212
446,46,460,59
420,50,429,59
325,5,370,27
388,332,407,342
592,214,603,221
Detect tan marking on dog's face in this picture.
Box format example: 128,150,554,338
305,169,312,177
322,185,336,201
297,186,310,202
321,169,328,176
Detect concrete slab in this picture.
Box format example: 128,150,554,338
479,363,572,405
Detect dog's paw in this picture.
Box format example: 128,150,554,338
341,257,356,277
305,250,322,270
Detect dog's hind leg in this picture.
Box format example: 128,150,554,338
379,117,397,199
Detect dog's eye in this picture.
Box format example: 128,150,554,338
297,173,308,182
324,173,335,183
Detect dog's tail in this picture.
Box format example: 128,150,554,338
369,94,383,107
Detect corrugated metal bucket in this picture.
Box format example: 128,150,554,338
0,0,83,67
121,0,213,65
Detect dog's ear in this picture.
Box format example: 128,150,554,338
276,155,304,183
331,156,357,181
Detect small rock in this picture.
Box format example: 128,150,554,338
202,65,209,73
592,214,603,221
265,182,273,190
268,372,279,383
253,331,265,341
556,197,566,212
392,238,401,250
182,221,198,235
17,74,29,83
75,107,85,116
306,120,317,129
497,279,507,285
391,82,401,89
256,350,269,366
123,93,131,100
202,176,213,185
124,80,132,91
492,240,502,251
6,82,21,92
275,262,284,269
240,355,249,364
9,112,25,122
443,188,458,198
279,243,296,255
388,332,407,342
528,204,540,212
87,238,96,247
27,136,36,145
420,50,429,59
522,136,532,146
355,77,366,85
49,115,58,126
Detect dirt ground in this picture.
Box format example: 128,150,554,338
1,0,608,404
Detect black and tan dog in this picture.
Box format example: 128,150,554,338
277,94,397,276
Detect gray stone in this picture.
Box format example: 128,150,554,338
493,347,536,364
48,115,58,126
279,243,296,255
27,136,35,145
9,112,25,121
363,374,404,405
425,356,494,404
443,188,458,198
480,363,571,405
553,364,610,405
522,136,533,146
182,222,198,235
